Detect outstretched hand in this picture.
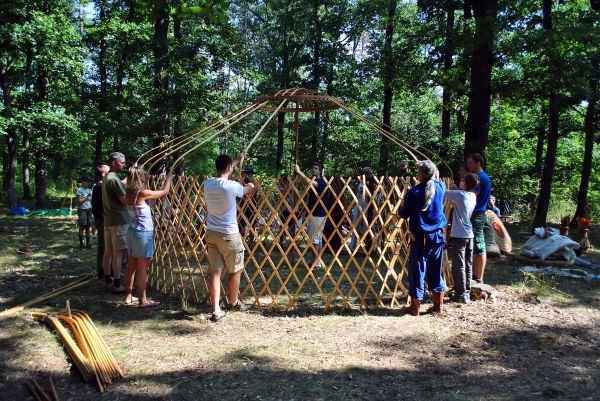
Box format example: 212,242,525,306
294,164,301,175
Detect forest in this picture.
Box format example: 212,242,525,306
1,0,599,226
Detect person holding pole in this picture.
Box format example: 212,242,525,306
205,153,254,322
398,160,447,316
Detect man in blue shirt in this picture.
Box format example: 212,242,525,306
398,160,447,316
466,153,492,283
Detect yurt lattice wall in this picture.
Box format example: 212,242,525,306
141,88,454,310
148,174,453,310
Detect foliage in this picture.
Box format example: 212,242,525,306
0,0,597,222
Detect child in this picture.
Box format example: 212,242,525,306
76,175,93,249
446,172,479,303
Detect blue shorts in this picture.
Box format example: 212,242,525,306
127,228,154,258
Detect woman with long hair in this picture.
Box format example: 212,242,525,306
398,160,447,316
123,165,174,307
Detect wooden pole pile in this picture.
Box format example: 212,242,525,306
0,276,94,318
24,377,60,401
32,310,123,393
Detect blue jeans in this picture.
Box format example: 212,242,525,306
408,230,447,301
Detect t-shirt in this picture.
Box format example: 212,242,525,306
446,190,476,238
102,172,129,226
91,181,103,220
474,171,492,213
76,187,92,210
307,177,327,217
205,177,244,234
398,180,447,234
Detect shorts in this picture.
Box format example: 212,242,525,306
471,212,487,255
78,209,93,226
205,229,245,273
104,224,129,253
307,216,326,245
127,228,154,258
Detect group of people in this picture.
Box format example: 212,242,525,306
399,153,493,316
88,152,173,308
81,149,493,320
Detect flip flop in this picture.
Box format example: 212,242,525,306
16,247,33,255
138,301,161,308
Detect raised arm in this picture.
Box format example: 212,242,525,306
139,173,174,202
294,164,319,188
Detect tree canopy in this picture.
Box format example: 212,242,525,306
1,0,598,225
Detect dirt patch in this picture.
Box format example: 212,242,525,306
0,216,599,400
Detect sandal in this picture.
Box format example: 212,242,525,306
138,300,161,308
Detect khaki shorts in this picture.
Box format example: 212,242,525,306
205,229,245,273
104,224,129,252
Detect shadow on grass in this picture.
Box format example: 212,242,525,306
2,320,598,401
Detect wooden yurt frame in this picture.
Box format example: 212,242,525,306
139,88,453,310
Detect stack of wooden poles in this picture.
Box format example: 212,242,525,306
0,277,95,318
32,310,123,392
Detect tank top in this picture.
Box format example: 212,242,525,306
127,191,154,231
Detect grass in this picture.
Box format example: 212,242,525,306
0,215,599,400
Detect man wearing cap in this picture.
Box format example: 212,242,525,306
102,152,129,293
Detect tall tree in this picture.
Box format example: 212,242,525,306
379,0,398,176
532,0,560,229
463,0,498,157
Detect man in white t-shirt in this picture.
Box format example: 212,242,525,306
446,172,479,303
205,153,255,322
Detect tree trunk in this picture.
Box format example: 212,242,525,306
276,111,285,170
532,94,559,228
441,0,455,140
34,152,47,208
463,0,498,158
151,0,169,174
22,44,34,200
0,58,18,208
23,131,31,199
172,16,184,175
570,79,597,226
379,0,398,176
534,108,546,176
95,0,108,166
311,0,322,161
532,0,560,229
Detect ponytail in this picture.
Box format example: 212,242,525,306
418,160,438,211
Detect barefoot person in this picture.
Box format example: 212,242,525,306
122,166,173,307
102,152,129,293
398,160,447,316
205,153,254,322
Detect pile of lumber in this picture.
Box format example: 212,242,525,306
0,276,94,318
32,311,123,392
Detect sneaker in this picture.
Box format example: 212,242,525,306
227,299,250,312
210,309,226,322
